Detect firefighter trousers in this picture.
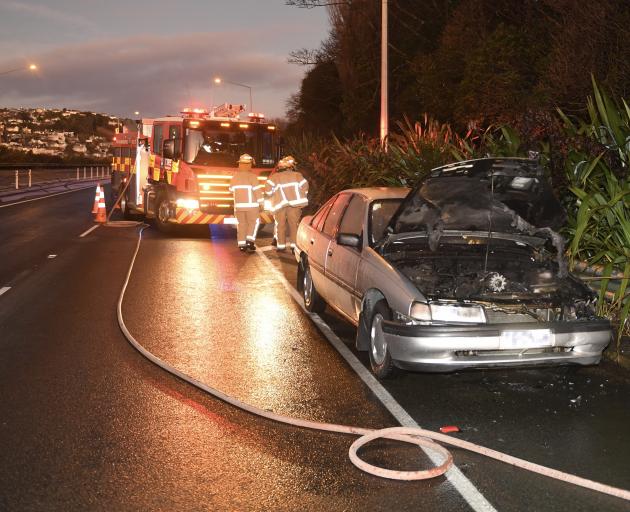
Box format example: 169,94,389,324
274,206,302,249
235,208,260,246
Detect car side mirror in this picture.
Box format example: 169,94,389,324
337,233,361,249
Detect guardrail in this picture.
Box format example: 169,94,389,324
0,165,111,193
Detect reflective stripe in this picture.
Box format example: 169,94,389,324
234,202,259,208
271,200,288,211
299,179,307,187
277,244,286,249
289,198,308,206
238,241,246,246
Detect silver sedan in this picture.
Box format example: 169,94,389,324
295,159,611,378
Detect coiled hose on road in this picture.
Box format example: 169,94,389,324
116,225,630,502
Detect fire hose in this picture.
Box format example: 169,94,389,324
116,225,630,503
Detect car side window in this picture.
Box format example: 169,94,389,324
338,194,366,237
370,199,403,245
311,196,336,232
322,194,350,238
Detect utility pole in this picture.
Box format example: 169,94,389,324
380,0,388,150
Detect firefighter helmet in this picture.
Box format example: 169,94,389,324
278,155,296,170
237,153,254,169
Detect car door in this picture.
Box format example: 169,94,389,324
325,193,367,323
306,194,350,300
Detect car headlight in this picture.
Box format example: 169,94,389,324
176,198,199,210
410,302,431,321
430,303,486,323
410,302,486,323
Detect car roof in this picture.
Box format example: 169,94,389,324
341,187,410,200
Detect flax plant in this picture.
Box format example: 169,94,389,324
559,78,630,345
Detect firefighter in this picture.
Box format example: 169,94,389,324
230,154,263,252
265,156,308,252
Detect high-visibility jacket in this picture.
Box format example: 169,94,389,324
230,170,264,211
265,170,308,212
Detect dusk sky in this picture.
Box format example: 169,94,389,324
0,0,330,118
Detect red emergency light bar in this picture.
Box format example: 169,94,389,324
181,107,209,117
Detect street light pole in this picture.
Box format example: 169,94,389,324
380,0,388,150
214,77,254,112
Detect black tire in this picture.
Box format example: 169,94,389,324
155,193,174,234
119,186,135,220
302,260,326,314
368,301,397,379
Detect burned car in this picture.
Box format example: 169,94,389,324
295,158,611,378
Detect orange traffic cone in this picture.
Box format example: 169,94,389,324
91,184,101,214
94,184,107,223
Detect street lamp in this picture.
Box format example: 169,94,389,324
213,77,254,112
0,63,39,77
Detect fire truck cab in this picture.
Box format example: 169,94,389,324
111,104,278,231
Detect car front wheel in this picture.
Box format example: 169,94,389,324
368,301,397,379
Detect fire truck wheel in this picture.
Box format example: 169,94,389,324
119,186,135,220
368,301,397,379
155,194,174,233
301,259,326,314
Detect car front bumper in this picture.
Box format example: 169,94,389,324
381,319,611,372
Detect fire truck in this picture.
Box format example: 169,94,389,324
110,103,278,231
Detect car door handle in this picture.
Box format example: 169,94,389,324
327,249,333,256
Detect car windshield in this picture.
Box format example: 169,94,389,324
370,199,402,245
184,127,256,166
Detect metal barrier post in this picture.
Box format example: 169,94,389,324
90,166,93,179
83,166,86,179
28,169,31,188
14,170,18,190
76,167,79,180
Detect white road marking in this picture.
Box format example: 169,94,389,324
257,247,496,512
0,287,10,297
0,183,105,209
79,225,100,238
47,254,57,259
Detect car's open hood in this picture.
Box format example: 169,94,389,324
388,158,566,242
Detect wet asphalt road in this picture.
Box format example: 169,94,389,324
1,188,630,511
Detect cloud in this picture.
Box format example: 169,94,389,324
0,1,97,31
0,31,305,118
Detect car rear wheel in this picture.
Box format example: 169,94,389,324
302,261,326,314
369,301,397,379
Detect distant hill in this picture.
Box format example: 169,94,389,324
0,107,134,164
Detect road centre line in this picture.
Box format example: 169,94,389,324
256,248,496,512
79,225,100,238
0,287,10,297
0,183,103,209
